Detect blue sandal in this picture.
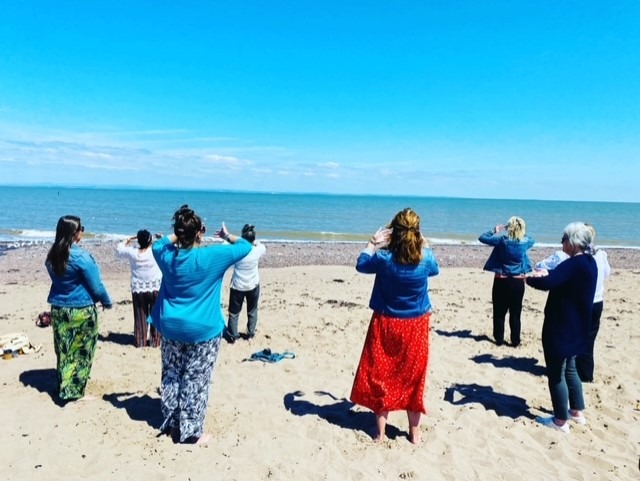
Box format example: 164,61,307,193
248,348,296,363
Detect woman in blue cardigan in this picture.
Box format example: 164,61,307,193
149,205,251,444
527,222,597,433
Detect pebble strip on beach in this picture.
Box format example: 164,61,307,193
1,241,639,285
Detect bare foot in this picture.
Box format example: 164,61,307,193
183,433,212,445
409,428,422,445
196,433,212,445
373,434,386,443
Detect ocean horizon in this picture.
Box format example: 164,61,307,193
1,185,639,249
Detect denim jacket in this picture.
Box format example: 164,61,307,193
46,245,112,308
479,230,534,276
356,247,439,318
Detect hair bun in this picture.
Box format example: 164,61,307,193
178,204,194,217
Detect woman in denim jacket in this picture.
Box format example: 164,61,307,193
479,216,534,347
46,215,112,402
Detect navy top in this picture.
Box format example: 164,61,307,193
356,247,439,318
526,254,597,358
479,230,534,276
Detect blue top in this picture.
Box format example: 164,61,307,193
149,236,252,343
356,247,439,318
478,230,535,276
526,254,597,358
46,244,112,308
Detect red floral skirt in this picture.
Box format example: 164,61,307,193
350,311,430,414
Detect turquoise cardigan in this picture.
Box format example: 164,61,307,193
149,236,252,343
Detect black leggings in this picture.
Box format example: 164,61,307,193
491,277,525,346
575,301,603,382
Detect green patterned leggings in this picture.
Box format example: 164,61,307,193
51,305,99,400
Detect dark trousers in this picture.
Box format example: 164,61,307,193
544,350,585,420
132,290,161,348
576,301,603,382
227,285,260,339
491,277,525,346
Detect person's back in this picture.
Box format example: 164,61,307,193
116,240,162,292
538,254,597,358
592,249,610,303
358,248,438,318
47,244,111,307
151,235,251,342
150,205,252,445
230,242,266,291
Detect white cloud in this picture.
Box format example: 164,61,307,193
319,161,339,169
204,154,250,168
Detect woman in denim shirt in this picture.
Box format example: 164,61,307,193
46,215,112,402
350,208,439,444
479,216,534,347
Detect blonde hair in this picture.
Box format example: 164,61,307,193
507,216,526,241
387,207,423,264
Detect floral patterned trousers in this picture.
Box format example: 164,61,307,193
159,336,221,442
51,305,99,401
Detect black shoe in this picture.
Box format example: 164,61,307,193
223,332,238,344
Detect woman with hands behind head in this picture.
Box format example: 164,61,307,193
46,215,112,402
350,207,439,444
149,205,252,444
116,229,163,348
224,224,267,343
479,216,535,347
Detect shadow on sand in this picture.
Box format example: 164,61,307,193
102,392,163,429
471,353,546,377
19,368,67,407
444,383,535,420
284,390,406,441
434,329,493,344
98,332,136,346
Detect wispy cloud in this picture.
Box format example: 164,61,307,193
319,161,340,169
1,121,637,201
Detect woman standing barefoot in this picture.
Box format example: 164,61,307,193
350,208,439,444
46,215,112,402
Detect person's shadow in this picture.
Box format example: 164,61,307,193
19,368,66,407
471,353,546,377
434,329,492,343
284,390,404,441
444,383,535,420
98,332,136,346
102,392,163,429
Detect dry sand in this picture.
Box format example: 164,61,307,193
0,243,639,481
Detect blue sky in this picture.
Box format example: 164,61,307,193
1,2,639,202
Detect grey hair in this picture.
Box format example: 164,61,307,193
563,222,593,253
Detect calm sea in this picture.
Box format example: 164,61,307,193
1,186,639,249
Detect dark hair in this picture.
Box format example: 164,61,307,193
137,229,153,249
241,224,256,243
387,207,423,264
172,204,203,249
46,215,82,276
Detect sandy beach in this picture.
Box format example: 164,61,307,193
1,242,638,481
